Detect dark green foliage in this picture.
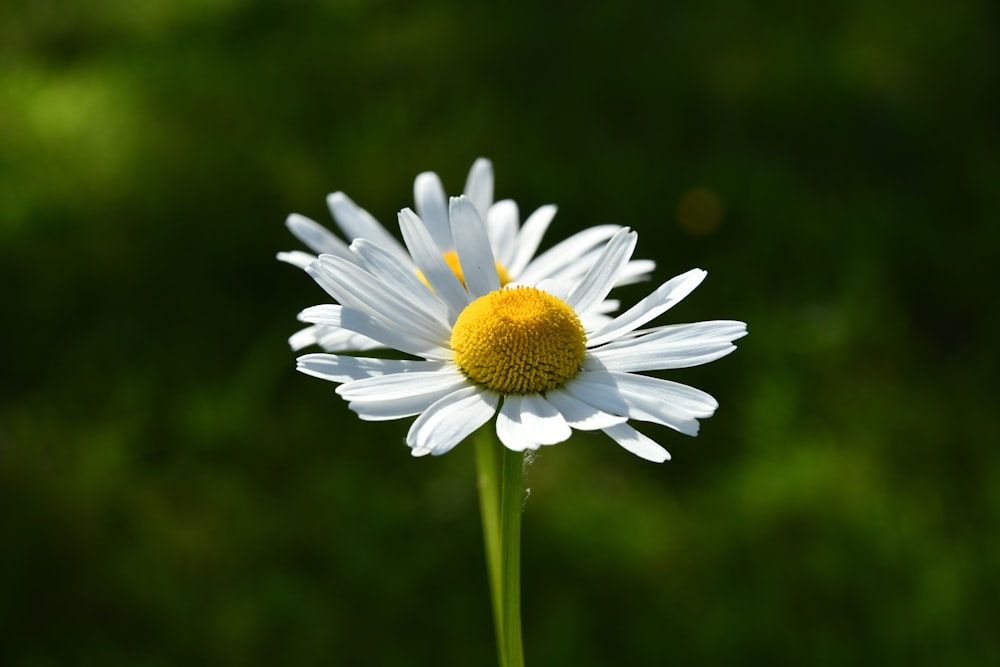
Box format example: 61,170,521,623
2,0,998,664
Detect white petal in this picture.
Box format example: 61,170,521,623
338,367,470,421
615,259,656,286
413,171,453,252
349,239,449,327
518,393,573,445
533,278,575,302
587,320,747,371
609,372,719,414
563,370,712,436
565,371,698,435
407,387,499,456
326,191,408,259
561,372,631,414
516,224,619,284
310,255,449,344
486,199,520,267
464,157,494,221
544,388,627,430
533,246,603,283
565,228,637,315
285,213,353,259
289,324,383,352
296,353,448,383
495,395,539,451
450,195,500,298
506,205,558,277
591,299,620,315
277,250,318,270
337,365,467,400
289,325,323,350
298,304,451,359
348,394,450,421
398,208,470,319
586,269,707,346
536,247,654,288
602,423,671,463
315,326,385,352
579,311,614,332
296,304,344,326
494,393,572,449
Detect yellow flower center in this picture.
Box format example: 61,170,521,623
419,250,512,289
451,286,586,394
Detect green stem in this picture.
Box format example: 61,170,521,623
474,427,504,662
499,446,526,667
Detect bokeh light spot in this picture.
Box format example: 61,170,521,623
677,187,725,236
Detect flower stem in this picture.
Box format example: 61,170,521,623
499,446,526,667
475,428,527,667
474,427,504,661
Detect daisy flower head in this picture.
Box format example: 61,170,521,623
278,158,655,352
296,196,747,463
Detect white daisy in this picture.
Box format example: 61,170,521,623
278,158,655,352
295,196,747,463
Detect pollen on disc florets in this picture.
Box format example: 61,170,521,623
451,286,587,394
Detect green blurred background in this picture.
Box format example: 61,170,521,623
3,0,998,665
